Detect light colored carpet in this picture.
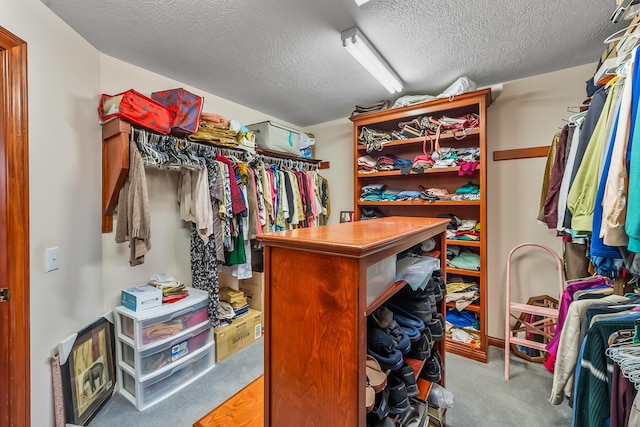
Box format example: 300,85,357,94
89,340,572,426
88,338,264,427
445,345,572,426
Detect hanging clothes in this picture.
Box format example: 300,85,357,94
541,125,569,228
190,154,222,327
563,87,608,231
115,136,151,266
567,83,620,233
602,52,636,247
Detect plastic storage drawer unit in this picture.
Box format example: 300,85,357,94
115,288,209,349
119,322,212,379
118,342,215,410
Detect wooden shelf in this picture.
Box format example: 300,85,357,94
358,200,481,207
445,267,481,277
356,129,481,152
352,89,489,366
365,280,407,316
446,239,480,247
357,166,481,178
446,302,481,312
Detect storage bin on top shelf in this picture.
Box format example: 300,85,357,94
247,120,301,156
98,89,172,134
151,88,203,135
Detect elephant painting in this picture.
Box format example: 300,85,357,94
82,361,105,394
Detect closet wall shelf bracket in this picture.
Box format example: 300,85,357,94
101,118,131,233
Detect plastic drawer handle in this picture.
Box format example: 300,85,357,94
169,357,198,377
169,331,197,347
169,306,196,320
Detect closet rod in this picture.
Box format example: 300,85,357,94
130,126,329,170
102,118,329,233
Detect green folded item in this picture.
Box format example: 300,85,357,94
447,251,480,271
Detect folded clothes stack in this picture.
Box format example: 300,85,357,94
361,183,387,201
218,287,249,325
148,273,189,303
446,276,479,311
447,249,480,271
351,99,391,117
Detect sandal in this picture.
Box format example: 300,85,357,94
385,303,426,332
371,307,412,354
366,355,388,393
367,328,404,370
366,383,375,412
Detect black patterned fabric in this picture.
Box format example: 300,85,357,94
190,153,221,327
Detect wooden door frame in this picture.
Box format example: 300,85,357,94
0,26,30,427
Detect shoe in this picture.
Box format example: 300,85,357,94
419,350,442,383
396,399,426,427
387,375,411,415
385,303,425,332
427,293,437,315
370,386,390,421
370,307,412,354
389,297,433,325
366,383,375,412
426,314,444,341
407,330,433,360
366,355,388,393
367,328,404,371
392,363,419,398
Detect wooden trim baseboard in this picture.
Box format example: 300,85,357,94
488,336,505,348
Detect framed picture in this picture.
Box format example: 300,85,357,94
61,317,115,425
340,211,354,223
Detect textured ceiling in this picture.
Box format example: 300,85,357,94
43,0,623,127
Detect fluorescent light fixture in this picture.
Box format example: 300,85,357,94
341,27,403,94
354,0,372,5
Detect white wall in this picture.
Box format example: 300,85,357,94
305,118,354,224
0,1,103,425
486,62,596,338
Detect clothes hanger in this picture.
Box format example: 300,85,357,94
604,15,640,45
611,0,640,23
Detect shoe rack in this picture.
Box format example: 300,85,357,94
350,89,492,363
258,216,449,426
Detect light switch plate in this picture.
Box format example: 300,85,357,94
46,247,59,272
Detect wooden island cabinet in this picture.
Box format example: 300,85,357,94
258,216,449,426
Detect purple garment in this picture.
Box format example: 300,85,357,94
541,126,569,229
612,362,637,427
546,276,610,357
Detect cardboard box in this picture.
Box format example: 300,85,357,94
238,273,264,314
121,285,163,311
427,405,445,426
214,309,262,362
219,271,264,314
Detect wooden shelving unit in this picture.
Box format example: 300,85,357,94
258,217,449,426
350,89,491,363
